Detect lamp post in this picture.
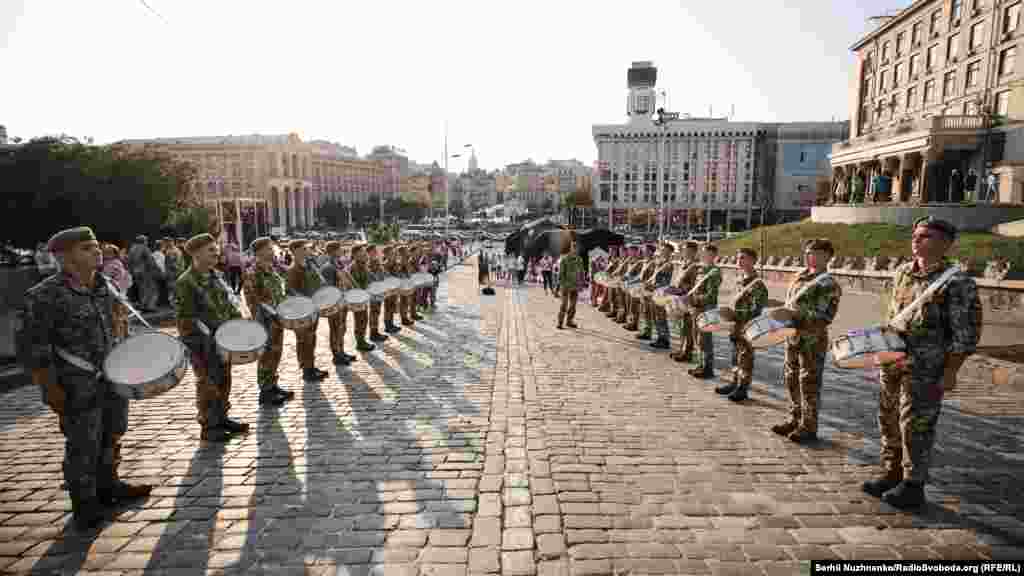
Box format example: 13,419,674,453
654,105,677,241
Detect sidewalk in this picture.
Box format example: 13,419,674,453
0,255,1020,575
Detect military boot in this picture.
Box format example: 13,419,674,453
727,381,750,402
356,338,375,352
223,418,250,435
71,495,104,532
715,372,738,395
201,401,231,442
99,480,153,506
259,387,286,407
863,470,903,498
770,420,798,437
333,352,351,366
635,329,652,340
881,481,926,509
370,331,389,342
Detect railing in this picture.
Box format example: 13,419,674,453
833,114,990,154
933,115,989,130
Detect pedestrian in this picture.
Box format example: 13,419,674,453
770,238,843,444
348,245,376,352
102,244,133,297
985,172,998,203
127,235,159,312
516,254,526,285
478,249,491,287
22,227,152,531
862,217,981,509
152,239,167,305
556,239,584,330
687,244,722,380
163,239,181,307
540,255,553,294
241,237,296,407
644,243,675,349
317,241,355,367
964,168,978,203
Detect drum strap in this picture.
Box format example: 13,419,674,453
687,268,719,300
731,278,765,308
786,272,832,307
54,346,100,376
100,275,153,330
889,265,961,329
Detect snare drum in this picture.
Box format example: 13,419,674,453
412,272,434,288
400,278,416,295
104,332,189,400
696,308,735,333
368,281,389,303
345,289,371,312
831,326,906,369
743,314,796,348
277,296,318,331
652,287,674,307
312,286,344,317
382,277,401,296
215,319,268,364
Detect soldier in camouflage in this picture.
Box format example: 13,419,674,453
619,248,647,326
716,247,769,401
601,247,629,317
405,245,424,322
771,238,842,444
241,237,296,407
287,240,329,381
176,233,250,442
862,217,982,509
318,241,358,365
670,241,702,363
687,244,722,378
625,245,657,332
556,239,584,329
349,245,376,352
21,227,152,531
643,243,676,349
366,245,390,341
382,245,402,334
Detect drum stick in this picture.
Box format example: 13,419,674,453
102,276,153,330
261,303,279,318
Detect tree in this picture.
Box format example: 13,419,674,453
0,136,197,247
366,222,399,244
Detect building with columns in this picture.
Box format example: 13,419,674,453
830,0,1024,204
115,133,386,244
593,62,848,231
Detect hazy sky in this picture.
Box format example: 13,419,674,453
2,0,907,171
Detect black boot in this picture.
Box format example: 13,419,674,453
715,377,738,395
201,401,231,442
650,338,670,349
272,385,295,400
566,320,578,328
333,352,351,366
260,388,286,407
727,383,749,402
370,332,388,342
344,351,358,362
385,322,401,334
223,418,250,435
881,481,926,509
72,497,104,532
635,331,652,340
863,473,902,498
99,480,152,506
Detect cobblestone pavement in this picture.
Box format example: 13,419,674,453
0,255,1022,575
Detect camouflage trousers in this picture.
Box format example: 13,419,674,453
384,295,399,326
629,297,644,325
642,298,670,341
295,318,318,370
783,334,828,434
878,357,946,484
400,294,414,322
615,289,629,322
193,353,232,428
370,302,384,335
558,289,578,324
353,310,369,344
327,309,348,355
694,307,715,373
730,330,755,386
50,374,129,508
675,312,695,355
257,323,284,392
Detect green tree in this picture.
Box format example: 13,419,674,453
0,136,196,247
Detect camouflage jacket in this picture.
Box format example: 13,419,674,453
673,259,702,292
350,261,370,289
887,259,982,360
558,254,584,290
649,258,674,289
22,272,127,374
639,257,661,283
688,264,721,310
786,268,842,348
287,259,323,297
243,263,287,324
175,267,242,347
625,258,646,280
731,272,769,326
608,257,629,276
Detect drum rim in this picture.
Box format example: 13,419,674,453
104,331,186,387
216,318,269,351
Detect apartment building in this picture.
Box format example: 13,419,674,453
831,0,1023,204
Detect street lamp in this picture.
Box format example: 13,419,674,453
653,104,678,241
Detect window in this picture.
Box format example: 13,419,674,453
965,100,979,115
862,76,872,99
996,90,1010,114
943,71,958,98
907,86,918,109
1005,2,1021,34
952,0,963,21
910,53,921,76
799,150,807,163
927,44,938,69
897,32,906,56
880,72,888,92
931,10,942,34
912,22,923,44
969,22,985,51
882,41,891,62
924,79,936,102
894,62,904,86
966,60,981,87
948,33,960,61
1000,45,1017,75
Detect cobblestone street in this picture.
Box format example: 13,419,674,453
0,255,1022,575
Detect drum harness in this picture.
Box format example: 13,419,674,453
887,265,961,333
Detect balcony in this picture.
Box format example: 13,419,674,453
831,115,991,163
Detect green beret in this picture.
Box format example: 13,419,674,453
288,239,310,252
803,238,835,254
46,227,97,253
185,233,216,254
250,237,274,252
325,241,342,252
913,216,958,240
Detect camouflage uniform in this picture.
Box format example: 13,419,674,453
384,251,401,330
21,272,130,518
688,264,722,375
287,258,323,370
878,260,982,484
349,259,373,348
643,257,674,342
729,273,769,388
619,258,646,324
781,270,842,436
396,252,415,325
319,256,354,358
672,257,702,360
600,256,627,315
367,257,388,337
403,253,420,322
176,267,242,430
627,257,658,330
242,263,287,392
557,252,584,326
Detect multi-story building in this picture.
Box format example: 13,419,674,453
830,0,1023,204
593,62,848,231
504,160,547,208
366,145,409,203
460,170,499,211
115,133,386,243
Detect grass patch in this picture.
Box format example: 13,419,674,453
716,220,1024,270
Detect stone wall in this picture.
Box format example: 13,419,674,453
811,204,1024,232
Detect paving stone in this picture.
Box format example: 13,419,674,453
501,550,537,575
502,528,534,551
468,546,500,573
471,517,502,548
537,533,567,560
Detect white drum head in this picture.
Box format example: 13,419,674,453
104,332,183,386
346,289,370,305
368,282,388,296
383,277,401,291
279,297,316,321
216,319,268,352
313,286,342,309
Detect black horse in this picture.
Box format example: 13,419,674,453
504,218,563,257
520,227,625,274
